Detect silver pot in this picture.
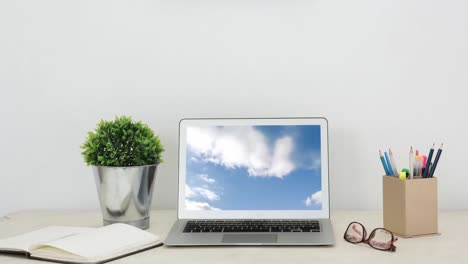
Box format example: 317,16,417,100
92,165,157,230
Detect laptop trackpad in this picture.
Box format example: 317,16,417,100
222,234,277,243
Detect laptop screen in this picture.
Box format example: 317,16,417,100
183,124,323,211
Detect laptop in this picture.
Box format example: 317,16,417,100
165,117,335,246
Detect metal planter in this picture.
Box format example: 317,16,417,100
92,164,157,230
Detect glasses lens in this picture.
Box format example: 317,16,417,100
369,229,393,250
345,223,364,243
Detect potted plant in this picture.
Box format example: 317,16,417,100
81,116,164,229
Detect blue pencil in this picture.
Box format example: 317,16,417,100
429,143,443,177
379,150,390,175
384,151,394,176
423,143,435,178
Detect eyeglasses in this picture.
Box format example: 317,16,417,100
343,222,398,252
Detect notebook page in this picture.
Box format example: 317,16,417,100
0,226,93,252
30,224,160,260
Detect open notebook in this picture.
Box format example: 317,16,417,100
0,224,163,264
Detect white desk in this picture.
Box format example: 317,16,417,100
1,210,467,264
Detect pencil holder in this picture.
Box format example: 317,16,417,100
382,176,439,238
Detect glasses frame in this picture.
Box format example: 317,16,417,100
343,221,397,252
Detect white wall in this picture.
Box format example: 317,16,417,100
1,0,467,216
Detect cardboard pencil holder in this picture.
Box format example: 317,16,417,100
382,176,439,238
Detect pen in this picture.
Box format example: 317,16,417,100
423,143,435,178
379,150,390,176
415,150,421,177
384,151,394,176
428,143,443,177
409,146,414,179
389,149,399,177
422,155,427,176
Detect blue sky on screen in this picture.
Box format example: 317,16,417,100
185,125,322,210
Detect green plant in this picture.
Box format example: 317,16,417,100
81,116,164,166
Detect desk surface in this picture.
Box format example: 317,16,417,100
1,210,467,264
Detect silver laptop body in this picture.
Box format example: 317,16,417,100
165,117,335,246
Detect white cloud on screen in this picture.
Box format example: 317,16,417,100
306,153,321,171
310,157,321,171
186,126,295,178
305,191,322,206
185,199,220,210
268,137,295,177
198,174,215,184
185,184,219,201
185,184,196,198
185,184,220,210
193,187,219,201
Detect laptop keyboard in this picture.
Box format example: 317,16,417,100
183,220,320,233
